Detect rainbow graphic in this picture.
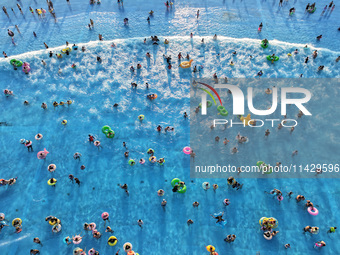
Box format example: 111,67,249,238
196,81,228,116
197,81,223,106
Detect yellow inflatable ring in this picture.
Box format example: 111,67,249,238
47,178,57,186
149,156,157,163
108,236,118,246
206,245,215,252
37,9,42,15
12,218,22,227
180,59,193,69
49,218,60,226
61,47,72,54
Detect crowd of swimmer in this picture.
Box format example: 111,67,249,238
1,1,340,255
258,188,337,250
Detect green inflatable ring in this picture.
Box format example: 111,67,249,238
256,161,264,168
266,55,279,62
171,178,180,187
177,185,187,193
220,109,229,116
261,42,269,49
102,125,111,134
10,59,23,67
265,167,273,174
106,131,115,138
128,159,135,166
307,7,316,13
257,161,272,174
158,159,165,166
217,105,224,112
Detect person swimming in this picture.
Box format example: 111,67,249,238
210,212,225,223
224,234,236,243
88,135,94,143
119,183,129,195
106,226,114,233
296,195,305,202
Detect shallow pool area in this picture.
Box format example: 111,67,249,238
1,0,340,255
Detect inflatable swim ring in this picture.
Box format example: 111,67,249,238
35,133,43,140
101,212,109,220
266,55,279,62
139,158,145,164
263,232,272,240
108,236,118,246
307,7,316,13
37,148,49,159
149,156,157,163
123,242,133,252
49,218,60,226
47,178,57,186
73,235,82,244
61,47,72,54
307,207,319,216
171,178,180,187
128,159,136,166
88,248,96,255
102,126,111,133
177,185,187,193
240,114,252,126
202,182,210,190
22,62,31,74
48,164,57,172
12,218,22,227
63,236,70,244
183,146,192,155
261,40,269,49
10,59,23,67
147,148,154,154
171,178,187,193
217,105,228,116
180,59,193,69
206,245,215,252
148,94,158,100
256,161,272,174
138,115,144,121
223,199,230,206
102,125,115,138
52,224,61,233
158,158,165,165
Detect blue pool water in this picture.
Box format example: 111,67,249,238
1,0,340,255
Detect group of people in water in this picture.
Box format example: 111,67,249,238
1,1,339,255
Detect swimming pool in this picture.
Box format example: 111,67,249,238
1,0,339,254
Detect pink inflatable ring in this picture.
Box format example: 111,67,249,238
307,206,319,216
183,146,192,155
